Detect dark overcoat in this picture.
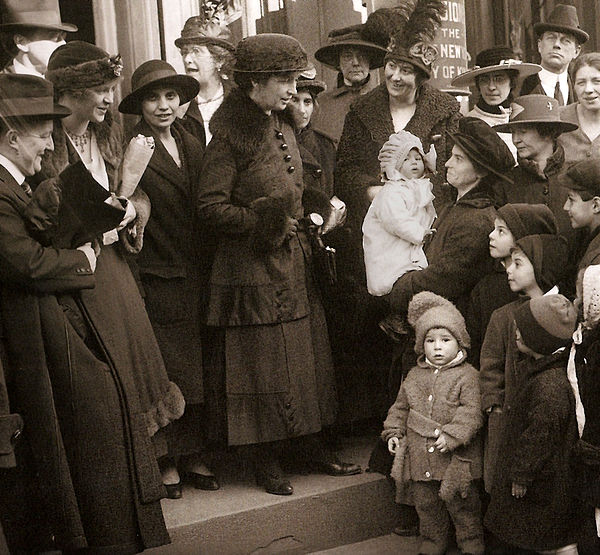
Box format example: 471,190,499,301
296,125,336,198
197,88,337,445
484,352,580,551
520,73,575,105
129,118,205,405
34,113,184,436
0,164,169,552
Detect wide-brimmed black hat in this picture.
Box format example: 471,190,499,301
0,0,77,33
534,3,589,44
0,73,70,119
118,60,199,115
451,46,541,88
174,15,234,52
234,33,309,73
314,24,387,71
447,117,515,183
494,94,578,133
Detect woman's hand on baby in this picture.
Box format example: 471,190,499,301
434,434,449,453
388,437,400,454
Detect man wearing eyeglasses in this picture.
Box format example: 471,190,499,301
0,0,76,77
520,3,588,106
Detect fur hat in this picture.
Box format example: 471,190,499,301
496,203,558,240
378,130,436,180
514,234,568,293
582,264,600,329
234,33,309,73
408,291,470,354
174,1,235,52
514,294,577,355
46,41,122,92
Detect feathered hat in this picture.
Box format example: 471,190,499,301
175,0,235,51
363,0,446,78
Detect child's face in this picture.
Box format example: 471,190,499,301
506,248,537,293
423,327,460,366
489,217,515,259
563,188,597,229
398,148,425,179
515,327,538,357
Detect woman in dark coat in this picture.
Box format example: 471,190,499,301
119,60,219,497
197,34,360,496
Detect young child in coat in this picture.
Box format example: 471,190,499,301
382,291,484,555
479,233,567,493
362,130,436,297
484,294,579,554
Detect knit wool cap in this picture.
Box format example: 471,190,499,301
378,130,436,180
582,264,600,328
46,40,122,92
564,158,600,196
234,33,309,73
407,291,470,354
514,294,577,355
514,233,568,292
496,203,558,240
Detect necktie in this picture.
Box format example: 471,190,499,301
21,181,32,197
554,80,565,106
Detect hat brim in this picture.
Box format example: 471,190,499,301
4,102,71,119
451,62,542,88
493,119,578,134
533,22,589,44
297,79,326,95
314,40,387,71
118,74,200,115
0,21,77,33
174,36,235,52
233,64,311,74
446,130,514,184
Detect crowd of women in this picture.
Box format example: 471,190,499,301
1,0,600,552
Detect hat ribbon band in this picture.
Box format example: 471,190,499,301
0,97,54,116
473,59,522,70
135,69,179,91
6,10,63,23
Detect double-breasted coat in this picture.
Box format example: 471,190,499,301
197,87,337,446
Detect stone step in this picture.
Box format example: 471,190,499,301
147,435,400,554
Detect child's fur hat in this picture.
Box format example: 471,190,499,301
408,291,470,354
514,294,577,355
378,130,436,181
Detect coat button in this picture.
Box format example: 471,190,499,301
425,471,431,478
434,429,440,436
280,143,288,150
275,131,284,139
428,446,435,453
284,154,292,162
315,168,322,176
434,369,439,374
11,429,21,442
287,166,295,173
285,402,292,409
428,394,433,401
587,151,592,157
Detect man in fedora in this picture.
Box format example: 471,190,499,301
0,0,76,77
520,2,588,105
312,24,386,143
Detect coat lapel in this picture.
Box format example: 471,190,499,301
0,164,31,205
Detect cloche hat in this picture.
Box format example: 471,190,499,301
119,60,200,115
451,46,541,88
494,94,578,133
533,2,589,44
0,73,70,119
233,33,309,73
0,0,76,33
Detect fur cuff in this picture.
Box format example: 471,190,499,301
145,381,185,437
302,187,332,222
439,456,473,502
120,189,151,254
249,196,290,253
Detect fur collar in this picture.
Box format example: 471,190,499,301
517,143,565,179
209,87,296,160
350,83,460,147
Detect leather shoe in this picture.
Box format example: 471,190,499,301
183,471,220,491
164,482,182,499
309,459,362,476
255,470,293,496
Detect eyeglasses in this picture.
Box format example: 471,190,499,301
478,74,511,86
179,46,213,58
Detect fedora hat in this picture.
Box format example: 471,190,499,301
0,0,76,33
451,46,541,88
533,3,589,44
494,94,578,133
174,15,234,52
0,73,70,119
314,25,387,71
447,117,515,183
118,60,199,115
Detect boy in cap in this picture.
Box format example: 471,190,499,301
563,157,600,272
484,294,579,554
383,291,484,555
362,130,437,297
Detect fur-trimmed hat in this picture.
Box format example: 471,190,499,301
175,16,234,52
234,33,309,73
496,203,558,240
46,41,122,92
408,291,470,354
514,233,568,292
378,130,436,180
514,294,577,355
